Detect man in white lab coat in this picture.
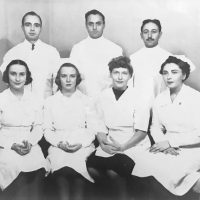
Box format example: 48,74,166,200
70,9,123,98
0,11,60,99
130,19,171,106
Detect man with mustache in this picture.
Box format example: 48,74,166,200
70,9,123,99
129,19,171,107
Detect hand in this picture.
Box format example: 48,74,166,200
100,136,122,155
163,147,180,156
58,141,82,153
149,141,170,153
11,141,32,156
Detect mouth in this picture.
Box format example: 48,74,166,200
167,81,173,85
29,33,36,36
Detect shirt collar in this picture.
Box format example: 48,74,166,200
7,88,30,101
23,39,41,48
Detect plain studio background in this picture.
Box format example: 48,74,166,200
0,0,200,92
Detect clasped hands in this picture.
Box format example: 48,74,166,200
58,141,82,153
149,141,180,156
100,136,123,155
11,140,32,156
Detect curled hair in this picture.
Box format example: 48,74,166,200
108,56,133,77
55,63,82,91
22,11,42,26
160,56,190,81
85,9,105,24
141,19,162,32
3,59,32,85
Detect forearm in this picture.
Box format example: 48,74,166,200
121,130,147,151
44,129,62,147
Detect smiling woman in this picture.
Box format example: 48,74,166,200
0,59,47,200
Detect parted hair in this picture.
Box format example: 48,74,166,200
85,9,105,24
108,56,133,77
141,19,162,32
160,56,190,81
22,11,42,26
3,59,32,85
55,63,82,90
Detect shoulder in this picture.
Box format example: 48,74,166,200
72,38,88,48
102,37,122,50
40,41,59,54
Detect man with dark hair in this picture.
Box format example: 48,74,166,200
70,9,123,98
0,11,60,99
129,19,171,106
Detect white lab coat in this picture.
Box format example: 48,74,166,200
0,89,48,190
130,46,171,107
95,87,150,158
44,90,96,182
0,39,60,98
132,84,200,196
70,36,123,98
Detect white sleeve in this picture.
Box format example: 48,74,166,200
150,102,166,142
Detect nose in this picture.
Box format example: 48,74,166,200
93,23,97,30
118,73,122,80
15,75,20,82
66,76,70,82
31,25,35,31
148,31,152,38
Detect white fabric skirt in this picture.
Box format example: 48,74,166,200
0,144,48,190
47,145,95,182
132,147,200,196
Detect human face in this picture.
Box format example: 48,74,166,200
86,14,105,39
8,64,27,91
162,63,186,91
141,22,162,48
60,67,77,93
22,15,42,43
111,68,131,90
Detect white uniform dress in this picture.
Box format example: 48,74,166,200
132,84,200,196
95,87,150,159
70,36,123,98
0,39,60,98
44,90,96,182
0,89,48,190
130,46,171,107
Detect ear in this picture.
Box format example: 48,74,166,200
158,31,162,39
182,73,187,81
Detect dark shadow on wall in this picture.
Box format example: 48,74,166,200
60,49,70,58
0,38,14,92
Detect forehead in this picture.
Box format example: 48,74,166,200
9,64,26,72
163,63,181,71
142,22,159,31
87,14,103,23
24,15,41,24
112,67,129,73
60,66,77,74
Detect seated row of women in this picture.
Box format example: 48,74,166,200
0,55,200,200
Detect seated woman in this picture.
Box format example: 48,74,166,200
44,62,96,200
132,56,200,198
0,59,47,200
86,56,150,199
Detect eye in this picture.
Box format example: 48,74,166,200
24,22,31,27
34,23,41,28
142,30,148,34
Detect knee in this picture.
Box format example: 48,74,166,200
106,170,119,180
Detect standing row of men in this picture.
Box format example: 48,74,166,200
0,9,194,102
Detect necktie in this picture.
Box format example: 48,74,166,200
32,44,35,50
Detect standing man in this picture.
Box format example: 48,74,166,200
0,11,60,99
70,9,123,98
130,19,171,105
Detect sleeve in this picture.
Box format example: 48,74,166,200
43,101,61,147
28,102,44,146
93,97,108,134
134,95,150,132
150,102,166,142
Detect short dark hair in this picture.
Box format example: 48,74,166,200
141,19,162,32
55,63,82,91
108,56,133,77
22,11,42,26
160,56,190,81
3,59,32,85
85,9,105,24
